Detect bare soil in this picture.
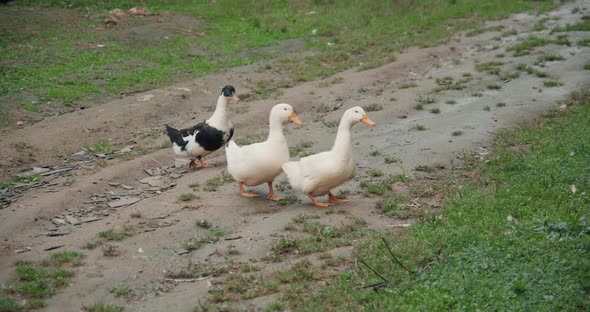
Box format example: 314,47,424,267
0,2,589,311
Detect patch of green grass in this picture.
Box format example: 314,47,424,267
0,296,23,311
475,61,503,74
429,108,441,114
500,71,520,81
552,19,590,32
414,104,424,110
577,39,590,46
196,219,211,228
584,64,590,70
1,0,556,122
452,130,464,136
445,99,457,104
483,105,491,111
399,82,417,89
532,19,547,31
487,83,502,90
540,53,565,62
234,133,266,146
413,124,427,131
275,260,315,284
203,171,234,192
183,229,224,251
84,140,111,153
21,102,41,112
83,303,124,312
282,90,590,311
507,36,550,56
272,219,370,259
160,140,173,149
465,25,504,37
98,230,129,241
178,193,196,201
81,240,103,250
543,80,563,87
496,102,506,107
3,253,80,307
384,156,398,164
278,194,299,206
109,286,135,298
501,29,518,37
360,181,388,196
363,103,383,112
40,251,84,267
553,34,570,46
289,141,313,157
367,168,384,177
416,96,435,105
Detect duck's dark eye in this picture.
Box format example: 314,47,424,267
355,110,358,113
284,108,288,110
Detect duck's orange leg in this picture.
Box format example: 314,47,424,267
328,192,350,204
307,193,334,207
198,158,212,168
240,182,259,198
266,181,282,201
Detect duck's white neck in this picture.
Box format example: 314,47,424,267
207,95,228,128
331,118,353,156
267,114,285,142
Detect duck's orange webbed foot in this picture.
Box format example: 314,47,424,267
307,193,334,207
328,192,350,204
198,158,212,168
240,182,259,198
266,181,282,201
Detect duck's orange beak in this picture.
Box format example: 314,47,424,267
361,114,376,126
288,113,303,125
231,95,241,103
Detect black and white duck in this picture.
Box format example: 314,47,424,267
165,85,240,169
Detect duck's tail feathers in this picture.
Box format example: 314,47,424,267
165,125,185,147
281,161,302,190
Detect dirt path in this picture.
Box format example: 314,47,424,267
1,2,589,311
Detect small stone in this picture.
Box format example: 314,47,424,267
116,146,133,154
46,228,72,236
108,182,121,187
51,218,66,226
139,176,164,187
175,249,189,255
107,197,140,208
80,216,102,223
14,247,31,254
65,215,81,225
121,184,134,190
169,173,183,179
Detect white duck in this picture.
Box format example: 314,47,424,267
165,85,240,169
282,106,375,207
226,103,302,201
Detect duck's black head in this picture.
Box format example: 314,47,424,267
221,85,236,97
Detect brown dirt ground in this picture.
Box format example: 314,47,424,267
0,1,589,311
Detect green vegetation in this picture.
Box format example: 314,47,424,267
0,252,82,311
416,96,435,105
289,141,313,158
496,102,507,107
363,103,383,112
475,61,504,74
83,302,124,312
413,124,427,131
543,80,563,87
203,171,234,192
399,82,417,89
465,25,504,37
196,219,211,229
183,228,224,251
178,193,196,201
278,194,299,206
0,0,554,123
452,130,464,136
270,91,590,310
84,140,112,153
445,99,457,104
578,39,590,47
487,83,502,90
552,19,590,32
507,36,550,56
584,64,590,70
109,286,135,298
429,108,441,114
98,230,129,241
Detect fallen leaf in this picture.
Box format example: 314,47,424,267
571,184,577,194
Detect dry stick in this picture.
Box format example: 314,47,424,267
381,237,414,274
358,259,389,284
